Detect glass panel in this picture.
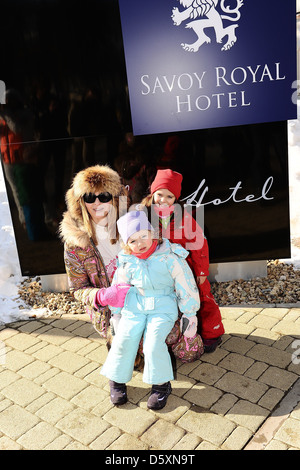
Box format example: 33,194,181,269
0,0,290,276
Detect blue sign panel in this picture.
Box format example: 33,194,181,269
118,0,297,135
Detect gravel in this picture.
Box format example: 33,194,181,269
17,260,300,317
18,279,85,316
211,260,300,306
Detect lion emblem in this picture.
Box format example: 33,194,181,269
172,0,244,52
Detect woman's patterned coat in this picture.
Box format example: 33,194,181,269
60,211,112,338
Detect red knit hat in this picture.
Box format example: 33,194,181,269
150,169,183,200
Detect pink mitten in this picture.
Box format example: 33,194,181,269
180,314,198,338
95,284,131,308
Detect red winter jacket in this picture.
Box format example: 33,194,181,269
159,211,210,278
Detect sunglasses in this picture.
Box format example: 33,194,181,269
83,192,113,204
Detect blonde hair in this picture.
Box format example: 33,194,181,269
141,193,154,207
80,198,94,239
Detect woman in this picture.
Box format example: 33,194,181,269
59,165,130,342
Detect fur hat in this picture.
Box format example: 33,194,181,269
61,165,127,247
71,165,123,199
65,165,123,220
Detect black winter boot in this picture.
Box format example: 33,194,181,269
147,382,172,410
109,380,127,405
203,336,222,353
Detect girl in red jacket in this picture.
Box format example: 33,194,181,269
141,169,224,352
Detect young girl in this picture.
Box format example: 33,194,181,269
100,210,200,410
142,168,225,353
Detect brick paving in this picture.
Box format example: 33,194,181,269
0,305,300,451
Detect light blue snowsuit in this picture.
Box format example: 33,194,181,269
100,239,200,385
